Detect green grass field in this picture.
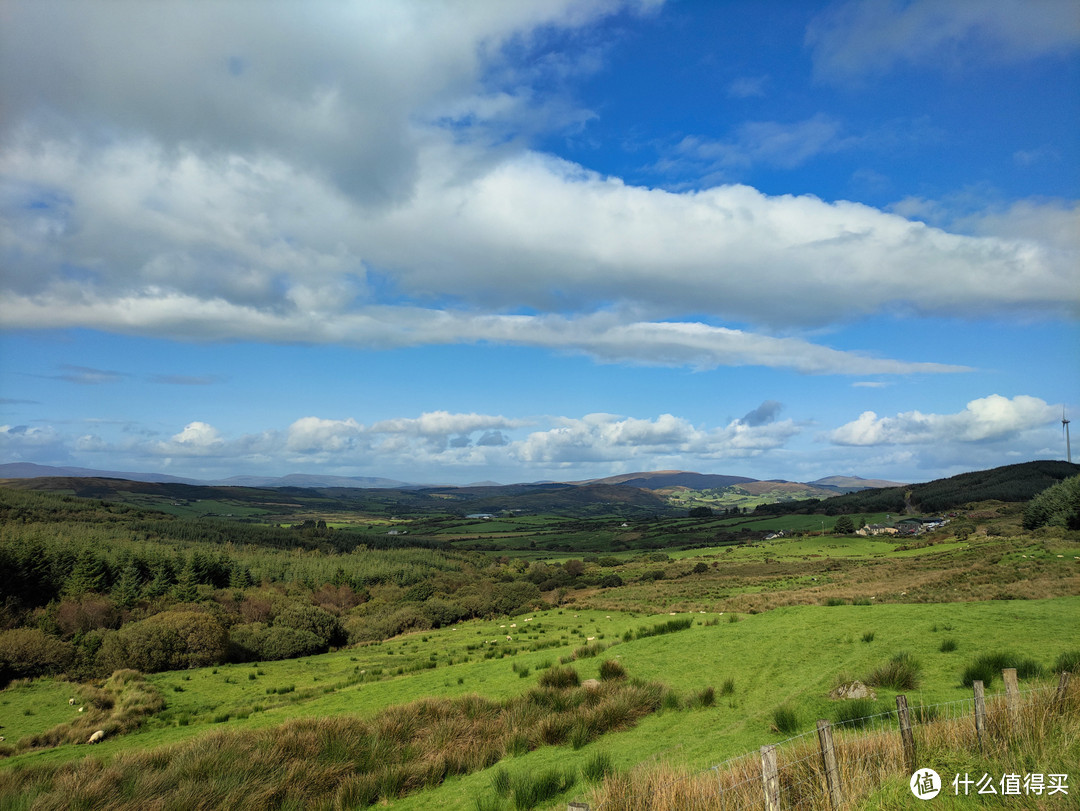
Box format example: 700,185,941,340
3,597,1077,809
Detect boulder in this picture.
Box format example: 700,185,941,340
830,681,876,700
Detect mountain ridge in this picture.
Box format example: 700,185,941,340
0,463,904,492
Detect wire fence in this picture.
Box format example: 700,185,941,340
580,671,1073,811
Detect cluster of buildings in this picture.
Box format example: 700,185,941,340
856,516,948,537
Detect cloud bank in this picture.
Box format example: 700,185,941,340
2,0,1076,378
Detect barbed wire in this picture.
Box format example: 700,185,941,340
583,679,1065,811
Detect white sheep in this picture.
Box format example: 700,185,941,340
88,730,105,744
78,707,84,713
68,698,75,705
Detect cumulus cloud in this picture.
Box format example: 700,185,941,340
7,408,803,479
516,412,799,465
807,0,1080,82
1,0,1076,378
159,421,226,455
286,417,363,454
828,394,1059,446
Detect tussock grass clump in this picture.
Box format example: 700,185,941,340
0,668,670,810
688,686,715,708
832,697,881,729
17,669,163,751
864,652,921,691
582,750,614,783
939,638,957,652
720,677,735,696
537,665,580,689
772,705,800,735
599,659,627,681
1054,649,1080,674
961,651,1045,687
861,630,875,643
632,617,693,640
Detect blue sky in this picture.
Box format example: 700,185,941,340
1,0,1077,485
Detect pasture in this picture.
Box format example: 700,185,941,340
2,597,1077,809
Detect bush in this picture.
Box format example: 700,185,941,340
96,610,227,674
0,628,75,686
274,602,346,647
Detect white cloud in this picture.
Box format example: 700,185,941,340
0,0,1076,381
286,417,363,454
159,421,226,456
516,412,799,465
828,394,1059,446
807,0,1080,82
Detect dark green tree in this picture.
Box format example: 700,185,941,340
834,515,856,535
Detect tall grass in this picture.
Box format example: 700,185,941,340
0,670,670,810
864,651,921,691
585,679,1080,810
960,651,1045,687
16,670,164,750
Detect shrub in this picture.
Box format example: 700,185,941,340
274,602,346,647
772,705,799,735
865,652,921,691
0,628,75,686
96,610,227,674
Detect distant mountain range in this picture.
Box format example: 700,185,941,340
0,463,903,494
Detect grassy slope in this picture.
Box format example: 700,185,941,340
3,597,1077,809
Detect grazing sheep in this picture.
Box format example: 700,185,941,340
0,736,5,742
78,707,84,712
88,730,105,744
68,698,75,705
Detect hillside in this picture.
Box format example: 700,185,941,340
756,460,1080,516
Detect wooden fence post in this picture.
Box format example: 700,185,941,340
1056,671,1071,703
1003,667,1020,730
817,719,843,810
761,745,780,811
973,680,986,752
896,695,916,773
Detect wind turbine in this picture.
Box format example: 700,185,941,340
1065,409,1072,464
